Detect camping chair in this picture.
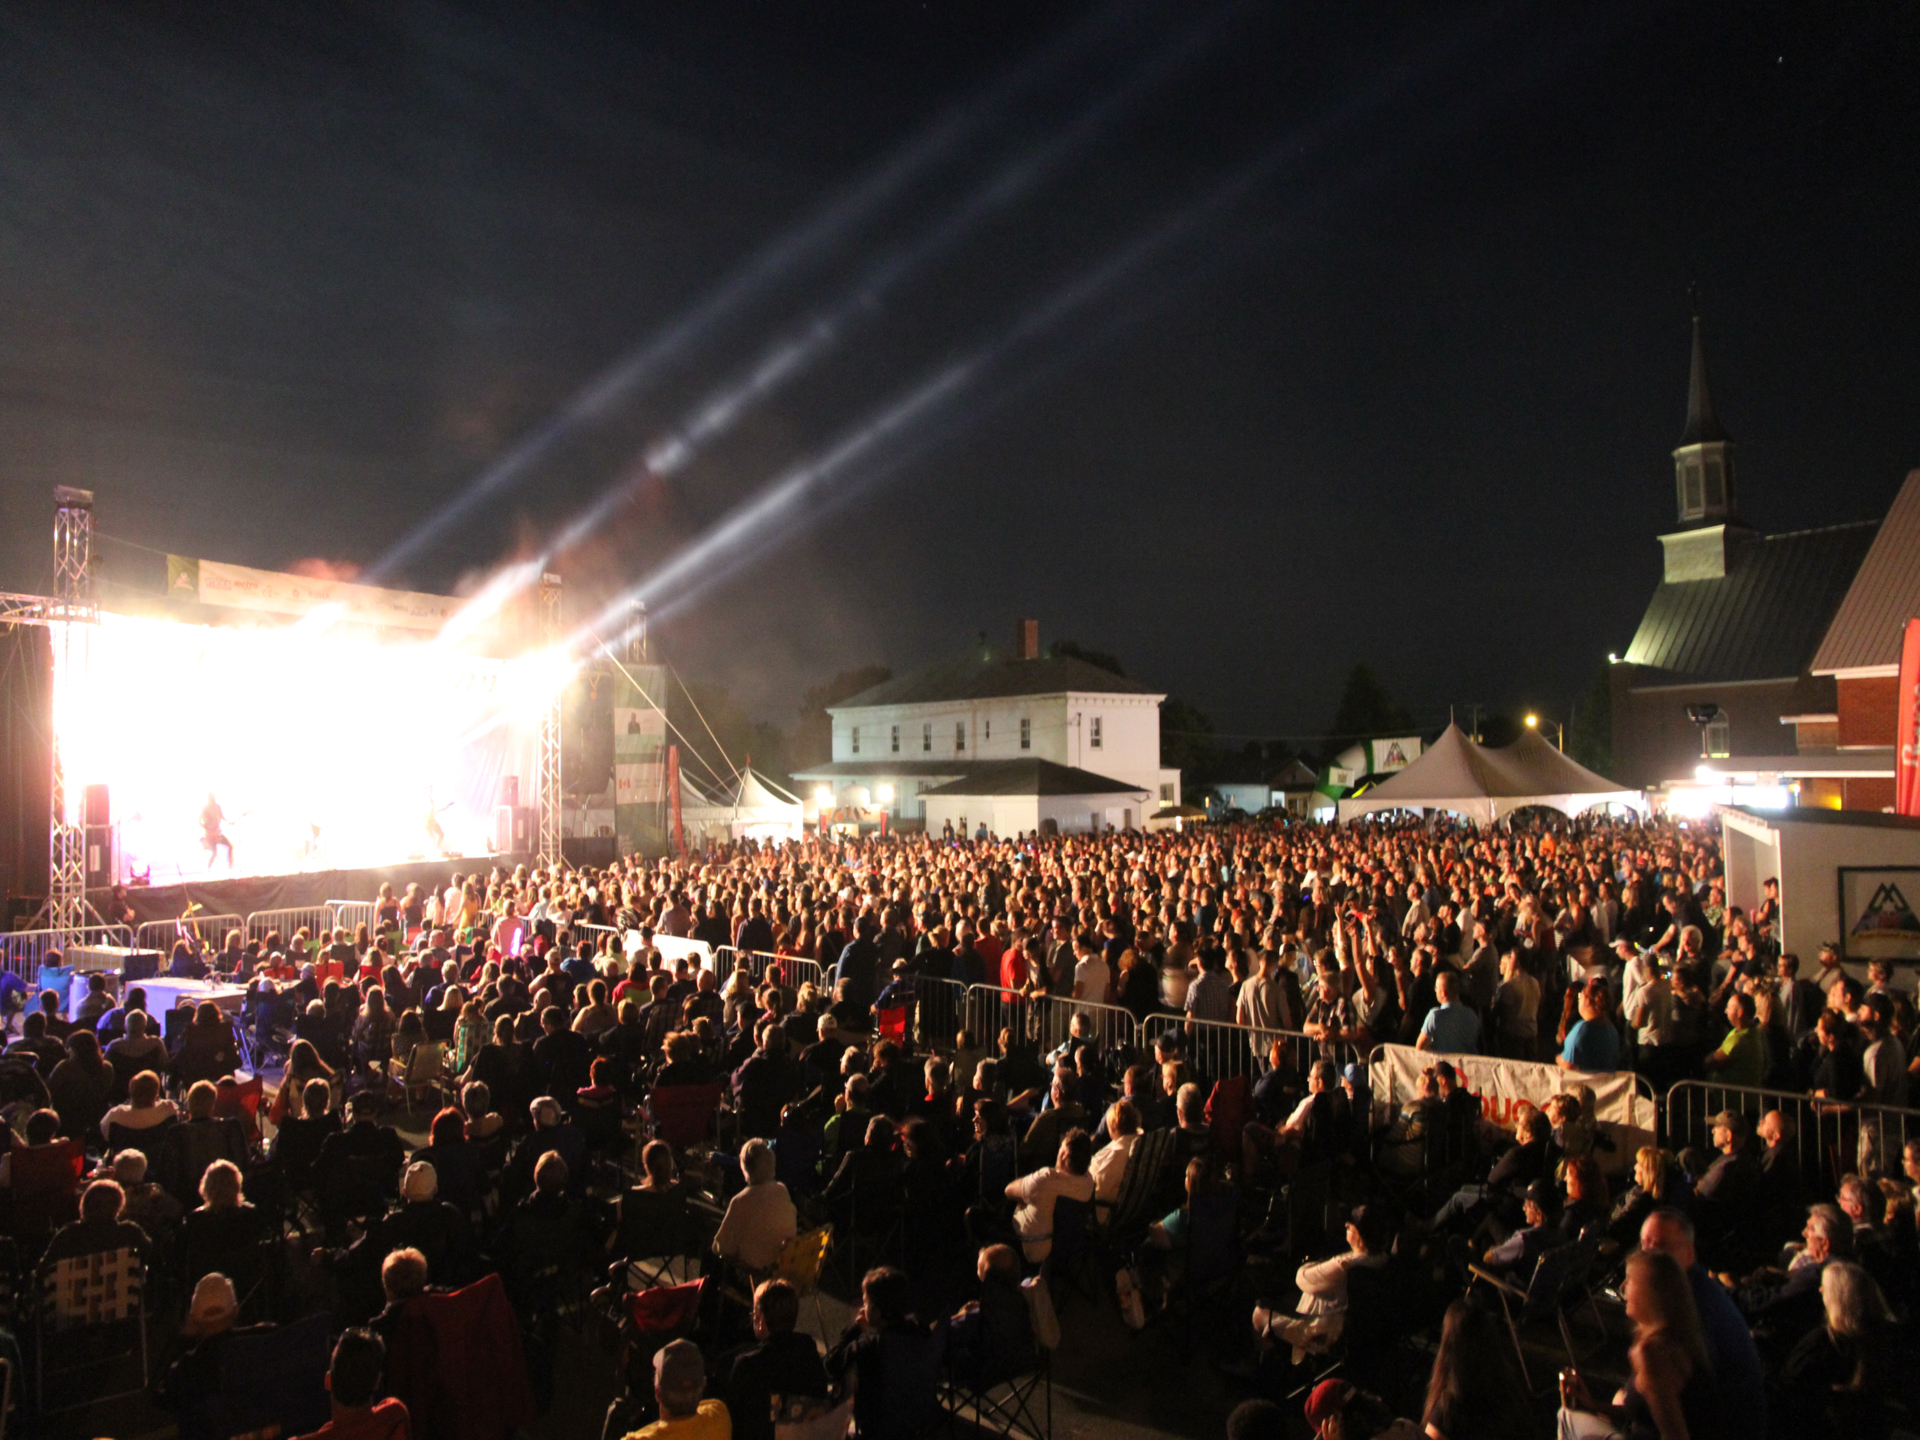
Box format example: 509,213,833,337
769,1224,834,1343
616,1186,704,1290
876,1004,911,1045
1282,1160,1334,1258
401,1040,449,1112
181,1311,332,1440
11,1140,86,1241
1552,1234,1613,1363
1097,1127,1176,1249
105,1117,177,1168
1468,1242,1581,1393
649,1082,725,1154
1043,1197,1098,1308
35,1247,148,1411
214,1073,265,1146
1205,1076,1249,1162
947,1341,1051,1440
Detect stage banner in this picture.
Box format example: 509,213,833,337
169,555,487,635
1368,1042,1655,1175
667,744,685,857
1898,617,1920,816
613,664,668,858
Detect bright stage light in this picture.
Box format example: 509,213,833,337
813,787,832,807
55,613,565,883
876,784,895,804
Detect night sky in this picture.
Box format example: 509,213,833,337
3,1,1916,742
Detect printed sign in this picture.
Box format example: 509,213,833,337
1840,866,1920,962
169,555,488,635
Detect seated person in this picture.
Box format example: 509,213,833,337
105,1010,169,1090
620,1338,728,1440
1431,1109,1551,1233
292,1327,412,1440
1243,1060,1338,1179
109,1147,184,1238
157,1079,251,1206
171,1001,241,1088
717,1137,798,1273
42,1175,154,1265
273,1079,344,1195
1253,1205,1388,1363
1007,1130,1096,1266
1465,1181,1565,1279
181,1158,272,1294
728,1279,830,1440
102,1067,181,1141
825,1266,942,1440
155,1274,263,1420
948,1244,1037,1385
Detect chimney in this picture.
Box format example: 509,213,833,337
1015,618,1039,661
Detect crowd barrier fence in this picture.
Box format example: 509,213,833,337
1663,1079,1920,1196
245,907,339,948
715,946,826,1005
134,914,246,958
2,925,135,981
1139,1011,1313,1087
327,900,378,936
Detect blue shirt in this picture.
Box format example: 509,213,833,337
1560,1018,1620,1072
1419,1003,1481,1054
1688,1263,1765,1438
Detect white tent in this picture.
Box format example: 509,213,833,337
1337,724,1645,824
679,767,805,845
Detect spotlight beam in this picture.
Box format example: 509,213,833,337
432,3,1246,647
364,0,1173,585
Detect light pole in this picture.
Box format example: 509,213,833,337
1524,713,1564,750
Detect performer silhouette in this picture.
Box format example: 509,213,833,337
201,793,234,870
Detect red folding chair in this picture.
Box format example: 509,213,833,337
1206,1075,1249,1161
215,1075,265,1146
649,1083,724,1151
876,1005,910,1044
13,1139,87,1237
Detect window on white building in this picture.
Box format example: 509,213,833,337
922,722,932,753
1090,716,1103,749
984,718,990,741
1160,783,1174,802
1020,717,1031,751
1704,719,1731,758
851,725,860,755
956,721,967,752
890,724,899,754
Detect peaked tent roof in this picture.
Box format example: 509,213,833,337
1336,725,1644,823
1811,468,1920,676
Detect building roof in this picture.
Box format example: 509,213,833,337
919,759,1149,798
787,760,971,780
1622,522,1878,683
831,649,1160,709
1678,314,1729,448
1810,469,1920,675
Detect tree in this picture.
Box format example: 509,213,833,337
1047,639,1125,677
1324,664,1414,748
791,663,892,768
1160,697,1219,785
1567,665,1614,776
667,679,792,792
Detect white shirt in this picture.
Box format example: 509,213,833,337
714,1179,798,1272
1007,1166,1095,1262
1072,956,1111,1008
1089,1132,1137,1208
1293,1249,1386,1317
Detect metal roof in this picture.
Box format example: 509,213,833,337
832,650,1159,709
1810,469,1920,675
1622,521,1878,682
919,759,1148,798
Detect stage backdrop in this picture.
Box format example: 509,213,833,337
56,612,542,884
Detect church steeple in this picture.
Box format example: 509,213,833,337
1672,310,1736,526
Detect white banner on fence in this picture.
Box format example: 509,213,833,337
630,933,714,971
1368,1042,1655,1172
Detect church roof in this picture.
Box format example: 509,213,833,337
1678,314,1730,448
832,650,1159,709
1622,521,1878,682
1810,469,1920,675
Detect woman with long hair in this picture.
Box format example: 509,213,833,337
1560,1248,1710,1439
1421,1299,1530,1440
1610,1146,1681,1244
270,1038,336,1123
1774,1260,1898,1438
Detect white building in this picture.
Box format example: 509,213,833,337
790,622,1181,836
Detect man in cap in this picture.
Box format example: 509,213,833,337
620,1338,729,1440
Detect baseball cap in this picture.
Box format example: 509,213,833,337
654,1337,705,1392
1342,1063,1363,1084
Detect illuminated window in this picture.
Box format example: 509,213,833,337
1020,718,1032,751
956,721,967,752
890,724,899,754
1704,719,1730,758
1090,716,1103,749
1160,783,1174,802
922,722,932,753
851,726,859,755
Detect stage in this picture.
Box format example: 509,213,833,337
94,854,535,928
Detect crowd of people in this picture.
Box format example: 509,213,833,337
0,811,1916,1440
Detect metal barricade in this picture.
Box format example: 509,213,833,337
1664,1079,1920,1195
134,914,245,958
245,907,338,948
1140,1012,1308,1087
0,925,135,982
905,975,973,1048
969,988,1140,1067
326,900,377,936
721,947,826,1007
572,922,624,957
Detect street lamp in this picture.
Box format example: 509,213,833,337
1525,712,1565,750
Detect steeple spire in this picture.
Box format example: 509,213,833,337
1679,309,1729,447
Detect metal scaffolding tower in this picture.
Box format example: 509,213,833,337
46,487,97,940
536,573,563,871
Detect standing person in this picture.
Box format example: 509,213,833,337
201,793,234,870
1420,1300,1531,1440
1558,1249,1711,1440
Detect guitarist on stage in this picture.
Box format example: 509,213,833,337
201,793,234,870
